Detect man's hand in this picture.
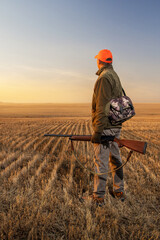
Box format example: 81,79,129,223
91,132,101,143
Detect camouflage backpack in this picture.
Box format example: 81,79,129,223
108,89,135,125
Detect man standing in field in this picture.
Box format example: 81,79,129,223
91,49,124,204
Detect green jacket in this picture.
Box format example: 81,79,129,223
92,65,123,133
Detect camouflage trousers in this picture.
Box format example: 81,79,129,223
93,128,124,198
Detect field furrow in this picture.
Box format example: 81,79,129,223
32,122,65,152
10,124,54,151
0,120,42,146
44,121,72,154
26,122,80,228
27,121,76,192
0,152,31,180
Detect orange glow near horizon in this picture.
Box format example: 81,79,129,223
0,66,160,103
0,71,93,103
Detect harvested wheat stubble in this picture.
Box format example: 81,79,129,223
0,108,160,239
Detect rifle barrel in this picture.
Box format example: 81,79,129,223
44,134,73,137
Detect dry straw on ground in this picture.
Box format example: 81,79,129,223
0,103,159,239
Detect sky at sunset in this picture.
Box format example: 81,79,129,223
0,0,160,103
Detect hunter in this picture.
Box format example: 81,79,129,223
90,49,124,205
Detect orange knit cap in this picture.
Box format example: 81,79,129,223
95,49,113,63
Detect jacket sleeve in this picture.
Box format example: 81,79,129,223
93,77,112,133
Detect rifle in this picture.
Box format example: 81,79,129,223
44,134,147,154
44,134,147,175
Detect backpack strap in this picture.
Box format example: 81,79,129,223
122,88,126,96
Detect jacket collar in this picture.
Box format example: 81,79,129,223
96,65,113,76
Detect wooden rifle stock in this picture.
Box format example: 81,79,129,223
114,138,147,154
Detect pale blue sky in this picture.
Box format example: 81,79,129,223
0,0,160,103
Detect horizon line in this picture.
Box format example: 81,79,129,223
0,102,160,104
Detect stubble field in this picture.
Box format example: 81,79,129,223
0,103,160,240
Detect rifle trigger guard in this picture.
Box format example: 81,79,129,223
118,143,124,148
